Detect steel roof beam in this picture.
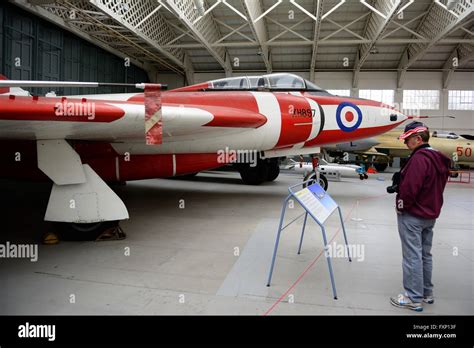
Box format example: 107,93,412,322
89,0,186,70
163,38,474,49
397,0,474,88
310,0,325,82
165,0,232,76
353,0,403,88
442,32,474,88
242,0,272,73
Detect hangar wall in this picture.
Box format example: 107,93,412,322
0,3,148,95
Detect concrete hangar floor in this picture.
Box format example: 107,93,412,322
0,168,472,315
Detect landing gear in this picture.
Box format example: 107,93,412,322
53,220,125,241
303,172,328,191
236,158,280,185
303,154,328,190
374,162,388,172
70,222,104,234
449,171,459,178
266,159,280,182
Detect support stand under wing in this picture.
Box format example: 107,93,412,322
37,140,129,223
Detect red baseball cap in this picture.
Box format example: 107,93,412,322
399,121,428,140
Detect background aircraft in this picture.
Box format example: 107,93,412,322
283,158,367,190
0,73,407,234
325,129,473,171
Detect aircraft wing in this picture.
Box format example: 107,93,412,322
355,147,391,157
460,134,474,140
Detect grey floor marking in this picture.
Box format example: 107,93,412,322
216,218,279,299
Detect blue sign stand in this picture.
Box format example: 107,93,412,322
266,179,352,300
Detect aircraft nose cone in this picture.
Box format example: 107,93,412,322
380,105,407,124
398,112,409,122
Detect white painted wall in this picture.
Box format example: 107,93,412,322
346,71,474,132
163,71,474,132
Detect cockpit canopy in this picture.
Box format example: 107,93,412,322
208,73,326,92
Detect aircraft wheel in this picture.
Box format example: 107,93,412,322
70,222,106,233
359,174,364,180
56,220,121,241
374,162,388,172
266,159,280,182
303,172,328,191
238,160,268,185
363,174,368,179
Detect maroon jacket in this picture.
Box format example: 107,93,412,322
396,144,450,219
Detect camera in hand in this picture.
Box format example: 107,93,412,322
386,172,400,194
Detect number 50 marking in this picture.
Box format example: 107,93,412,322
456,146,472,157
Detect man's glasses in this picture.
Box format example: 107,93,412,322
404,134,419,144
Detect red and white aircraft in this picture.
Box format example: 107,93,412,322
0,73,407,232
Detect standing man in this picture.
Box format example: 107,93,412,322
390,121,451,312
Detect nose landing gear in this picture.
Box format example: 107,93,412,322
303,171,328,190
302,154,329,191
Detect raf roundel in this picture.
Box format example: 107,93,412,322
336,102,363,132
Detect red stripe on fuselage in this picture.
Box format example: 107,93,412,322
275,93,312,148
0,95,125,122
